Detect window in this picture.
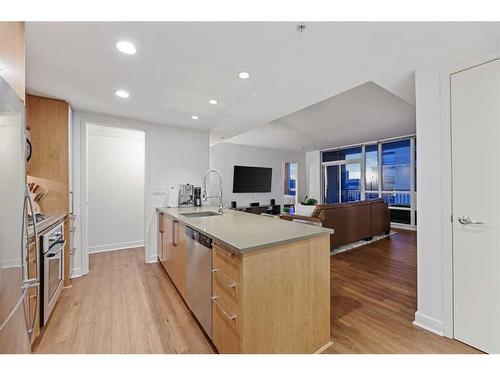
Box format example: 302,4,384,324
382,192,411,208
381,139,411,191
366,192,379,200
321,136,416,227
322,147,361,162
365,144,378,191
322,147,362,204
341,163,361,202
284,162,297,197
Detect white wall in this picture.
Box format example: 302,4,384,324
305,150,321,201
414,45,500,336
71,110,209,276
209,143,306,208
414,64,445,334
87,124,145,253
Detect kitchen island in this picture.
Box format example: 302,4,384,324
156,206,333,354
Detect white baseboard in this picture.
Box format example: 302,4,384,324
146,254,158,263
89,240,144,254
1,259,21,268
70,267,82,279
413,311,444,336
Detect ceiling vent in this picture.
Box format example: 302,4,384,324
296,23,307,33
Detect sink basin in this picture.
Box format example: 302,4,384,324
181,211,222,218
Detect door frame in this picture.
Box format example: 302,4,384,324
283,161,299,206
79,118,150,276
440,50,500,338
322,159,362,204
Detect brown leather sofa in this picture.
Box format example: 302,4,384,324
281,198,390,249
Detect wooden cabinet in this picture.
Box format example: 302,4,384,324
159,213,168,268
27,239,40,344
212,289,240,354
26,95,73,286
157,211,331,354
0,22,25,102
160,214,175,280
212,236,331,354
212,243,241,354
174,221,187,297
158,213,187,298
157,213,164,261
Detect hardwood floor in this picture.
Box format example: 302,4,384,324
34,247,214,354
35,232,481,354
324,230,480,354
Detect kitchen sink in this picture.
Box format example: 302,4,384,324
181,211,222,218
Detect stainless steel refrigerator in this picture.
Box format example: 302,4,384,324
0,76,39,353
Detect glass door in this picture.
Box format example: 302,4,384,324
323,161,361,204
324,165,340,204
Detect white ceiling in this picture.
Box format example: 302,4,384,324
225,81,416,151
26,22,500,149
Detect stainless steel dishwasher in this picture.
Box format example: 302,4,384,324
185,226,213,338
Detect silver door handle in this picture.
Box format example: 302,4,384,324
458,215,484,225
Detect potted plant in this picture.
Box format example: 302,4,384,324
295,196,318,216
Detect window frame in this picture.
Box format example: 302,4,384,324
320,135,416,228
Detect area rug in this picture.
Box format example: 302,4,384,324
330,231,396,256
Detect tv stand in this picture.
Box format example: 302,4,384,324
232,204,281,216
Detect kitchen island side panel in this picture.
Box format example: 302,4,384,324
240,235,331,353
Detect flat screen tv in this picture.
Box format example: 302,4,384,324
233,165,272,193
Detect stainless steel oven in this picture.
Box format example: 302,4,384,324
40,222,65,326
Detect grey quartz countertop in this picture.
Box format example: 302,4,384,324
156,206,333,253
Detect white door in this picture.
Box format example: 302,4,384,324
451,58,500,354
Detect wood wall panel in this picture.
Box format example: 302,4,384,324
0,22,25,102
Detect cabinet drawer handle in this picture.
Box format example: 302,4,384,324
211,296,237,320
215,245,234,259
212,269,238,289
172,220,178,246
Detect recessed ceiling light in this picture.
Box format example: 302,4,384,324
238,71,250,79
208,99,219,105
116,41,136,55
115,90,130,98
191,115,199,120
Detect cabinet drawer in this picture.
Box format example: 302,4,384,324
213,244,241,283
213,273,239,313
212,295,239,354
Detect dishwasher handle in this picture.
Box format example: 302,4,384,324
185,226,212,248
185,226,195,240
195,232,212,249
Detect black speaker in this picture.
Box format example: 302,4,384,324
270,199,276,206
231,201,237,209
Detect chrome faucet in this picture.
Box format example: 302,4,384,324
203,169,224,213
